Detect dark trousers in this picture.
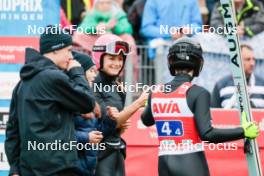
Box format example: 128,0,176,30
158,152,210,176
57,168,80,176
96,149,125,176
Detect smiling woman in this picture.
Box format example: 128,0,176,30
102,54,124,76
91,34,149,176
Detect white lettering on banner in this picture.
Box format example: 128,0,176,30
0,54,15,60
0,145,9,169
0,0,44,21
0,137,9,170
259,118,264,131
0,114,8,129
0,0,43,12
0,45,29,52
0,12,43,21
0,72,20,99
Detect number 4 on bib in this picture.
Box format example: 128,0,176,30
156,121,184,137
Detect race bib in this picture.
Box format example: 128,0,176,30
156,121,183,137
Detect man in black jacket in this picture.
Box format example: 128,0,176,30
5,26,97,176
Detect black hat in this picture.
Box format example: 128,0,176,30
73,51,95,72
167,37,204,77
40,25,72,54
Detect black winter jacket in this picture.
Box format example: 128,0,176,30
5,48,96,176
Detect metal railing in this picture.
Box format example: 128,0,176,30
124,45,264,105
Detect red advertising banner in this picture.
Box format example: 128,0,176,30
0,37,39,63
123,108,264,176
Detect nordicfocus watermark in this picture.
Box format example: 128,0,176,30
160,24,237,36
27,140,106,151
93,82,172,93
159,140,238,152
27,24,106,35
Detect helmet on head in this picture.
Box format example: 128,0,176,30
92,34,130,71
167,37,204,77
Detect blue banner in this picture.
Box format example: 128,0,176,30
0,133,8,175
0,63,22,108
0,0,60,36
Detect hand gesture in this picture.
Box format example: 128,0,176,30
81,112,95,119
93,102,101,118
107,106,120,120
137,89,150,107
241,111,259,139
67,59,81,71
237,25,244,37
89,131,103,144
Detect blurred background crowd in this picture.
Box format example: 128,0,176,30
59,0,264,108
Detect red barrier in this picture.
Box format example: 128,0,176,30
122,109,264,176
0,37,39,64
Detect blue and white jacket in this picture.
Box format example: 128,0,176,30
75,114,116,176
211,74,264,108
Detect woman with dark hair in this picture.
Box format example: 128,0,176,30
92,34,148,176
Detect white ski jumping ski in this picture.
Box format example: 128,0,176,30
219,0,263,175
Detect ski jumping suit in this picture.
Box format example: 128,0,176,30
141,74,245,176
94,71,126,176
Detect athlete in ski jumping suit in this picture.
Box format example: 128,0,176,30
92,34,148,176
141,37,260,176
